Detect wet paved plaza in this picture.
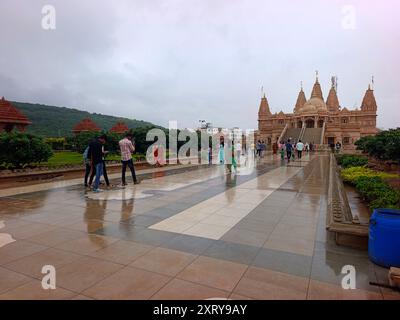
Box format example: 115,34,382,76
0,153,399,300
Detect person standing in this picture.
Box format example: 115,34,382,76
88,134,107,192
119,132,140,186
285,139,293,163
88,144,111,188
335,141,342,153
272,138,278,155
235,140,242,165
219,141,225,164
83,144,91,187
296,139,304,159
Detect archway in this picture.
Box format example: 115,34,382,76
297,120,303,128
305,119,315,128
318,120,324,128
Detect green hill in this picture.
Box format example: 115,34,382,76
11,101,157,137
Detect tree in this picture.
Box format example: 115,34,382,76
67,132,99,153
355,135,375,153
355,128,400,163
0,132,53,168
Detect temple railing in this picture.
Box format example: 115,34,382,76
278,123,288,142
320,122,326,144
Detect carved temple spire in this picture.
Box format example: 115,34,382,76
294,84,306,113
258,92,272,116
310,72,324,100
361,84,377,112
326,76,340,112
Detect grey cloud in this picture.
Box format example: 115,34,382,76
0,0,399,129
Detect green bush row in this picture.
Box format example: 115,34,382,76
0,132,53,169
341,166,398,183
340,166,400,210
354,176,400,210
336,154,368,168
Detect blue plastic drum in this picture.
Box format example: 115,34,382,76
369,208,400,268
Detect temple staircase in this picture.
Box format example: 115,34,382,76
281,128,302,142
301,128,323,144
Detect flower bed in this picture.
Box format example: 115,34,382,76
340,165,400,211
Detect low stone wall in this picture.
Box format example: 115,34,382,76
326,153,369,249
0,160,146,178
0,156,200,179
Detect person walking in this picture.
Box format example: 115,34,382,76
256,140,261,158
88,134,107,192
119,132,140,186
296,139,304,159
280,144,285,160
261,140,266,157
285,139,293,163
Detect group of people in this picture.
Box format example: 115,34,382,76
279,139,314,163
255,140,267,157
83,131,140,192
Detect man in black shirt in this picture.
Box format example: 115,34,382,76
88,134,107,192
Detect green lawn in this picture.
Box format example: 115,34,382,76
40,151,144,167
43,151,84,167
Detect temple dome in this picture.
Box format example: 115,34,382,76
299,97,327,113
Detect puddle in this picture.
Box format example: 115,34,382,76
0,220,16,248
344,184,371,224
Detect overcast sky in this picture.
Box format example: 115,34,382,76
0,0,399,129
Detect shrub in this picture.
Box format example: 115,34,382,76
336,155,368,168
355,176,400,210
0,132,53,168
67,131,100,153
45,137,67,150
341,166,399,184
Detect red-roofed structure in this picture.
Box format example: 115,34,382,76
0,97,31,133
72,118,101,134
109,122,129,134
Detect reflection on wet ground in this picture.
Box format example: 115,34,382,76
0,154,398,300
345,184,371,224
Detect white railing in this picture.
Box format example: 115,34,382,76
299,123,306,141
320,122,326,144
278,123,288,142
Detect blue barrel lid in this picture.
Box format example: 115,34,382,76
371,208,400,224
